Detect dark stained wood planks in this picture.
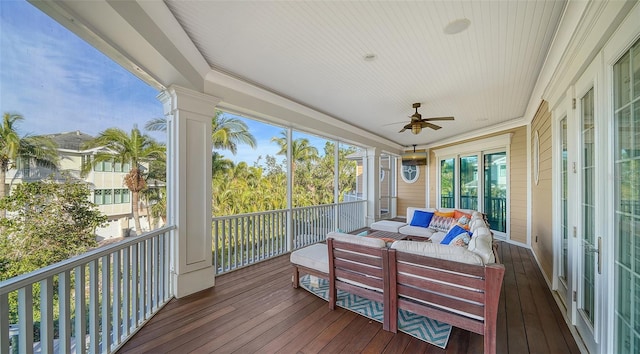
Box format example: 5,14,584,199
117,242,580,354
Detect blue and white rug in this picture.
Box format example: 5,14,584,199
299,275,452,349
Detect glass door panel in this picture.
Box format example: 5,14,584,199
560,117,569,290
459,155,478,210
484,152,507,232
614,39,640,354
580,87,597,327
440,158,455,208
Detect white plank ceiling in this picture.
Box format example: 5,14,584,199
165,0,566,146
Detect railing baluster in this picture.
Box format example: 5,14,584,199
122,247,130,338
241,216,247,266
228,220,232,270
75,265,86,354
139,240,146,321
40,277,54,354
131,243,138,331
89,260,99,354
158,235,164,308
101,255,111,353
155,235,160,307
145,239,152,318
213,221,218,273
58,270,71,353
0,292,8,354
18,285,34,354
113,250,121,347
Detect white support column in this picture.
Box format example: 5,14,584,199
366,147,380,226
158,85,219,298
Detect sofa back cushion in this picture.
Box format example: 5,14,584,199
390,240,484,265
468,227,496,264
326,231,387,249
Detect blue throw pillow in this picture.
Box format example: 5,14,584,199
357,230,369,236
410,210,434,227
441,225,472,245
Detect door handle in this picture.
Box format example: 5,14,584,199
584,237,602,274
597,237,601,275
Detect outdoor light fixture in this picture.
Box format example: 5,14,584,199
411,122,422,135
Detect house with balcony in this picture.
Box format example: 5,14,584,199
3,130,152,240
1,1,639,353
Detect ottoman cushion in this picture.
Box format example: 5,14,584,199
290,243,329,273
370,220,407,233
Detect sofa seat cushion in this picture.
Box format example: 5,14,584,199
398,225,437,239
370,220,407,233
390,240,484,265
290,243,329,273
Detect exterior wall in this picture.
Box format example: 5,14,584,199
400,125,528,243
396,164,426,217
530,101,553,279
509,127,527,244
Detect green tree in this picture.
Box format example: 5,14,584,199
82,127,165,234
271,131,319,205
0,112,59,218
0,175,106,278
0,175,106,323
211,112,257,154
145,111,257,155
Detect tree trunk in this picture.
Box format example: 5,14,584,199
132,191,143,235
0,168,6,219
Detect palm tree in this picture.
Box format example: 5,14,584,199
271,131,319,168
145,111,257,155
271,130,319,192
211,112,256,154
0,113,59,218
82,127,165,234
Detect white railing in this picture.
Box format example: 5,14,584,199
0,226,175,354
213,209,288,274
213,201,367,274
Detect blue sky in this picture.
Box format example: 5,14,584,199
0,1,333,166
0,1,165,142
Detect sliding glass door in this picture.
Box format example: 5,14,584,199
438,150,508,236
614,39,640,354
484,152,507,233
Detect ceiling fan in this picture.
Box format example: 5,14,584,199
399,103,454,135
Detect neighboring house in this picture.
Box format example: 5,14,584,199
4,130,153,240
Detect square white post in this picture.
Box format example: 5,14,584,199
159,85,220,298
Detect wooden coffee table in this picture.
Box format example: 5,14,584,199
366,230,407,242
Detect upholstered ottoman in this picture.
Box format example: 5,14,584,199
370,220,407,233
290,243,328,288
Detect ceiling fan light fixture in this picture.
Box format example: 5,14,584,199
411,122,422,134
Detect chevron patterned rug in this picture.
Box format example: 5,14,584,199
299,275,451,349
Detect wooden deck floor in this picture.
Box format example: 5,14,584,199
117,242,581,354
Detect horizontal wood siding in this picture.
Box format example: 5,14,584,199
397,164,427,217
509,126,528,244
530,101,554,279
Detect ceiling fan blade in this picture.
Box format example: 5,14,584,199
421,122,442,130
398,123,412,133
383,120,408,127
423,116,455,121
